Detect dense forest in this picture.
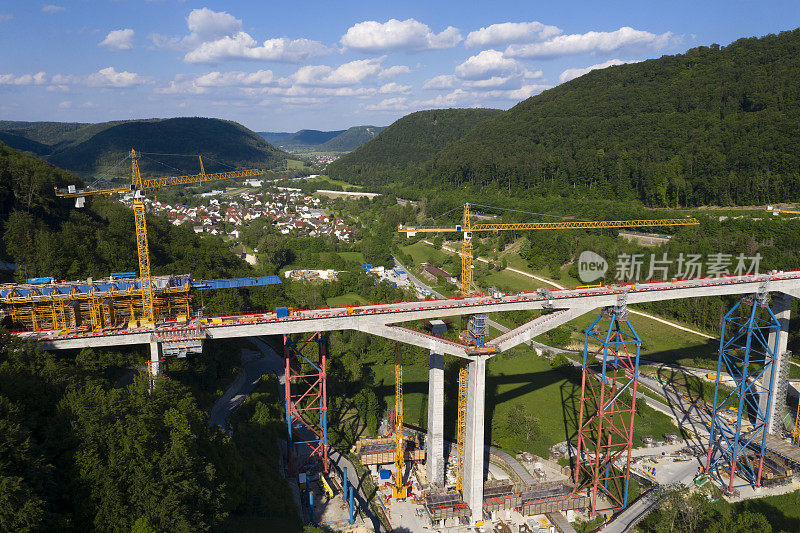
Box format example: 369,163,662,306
328,108,501,181
331,29,800,208
0,118,289,176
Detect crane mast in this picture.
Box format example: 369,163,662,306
393,343,407,499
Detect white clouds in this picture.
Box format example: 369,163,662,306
0,14,12,22
455,49,522,80
58,101,71,108
42,5,65,13
465,21,562,48
379,82,411,94
185,34,330,64
558,59,637,83
152,8,330,64
99,29,135,51
378,65,413,79
505,27,673,59
422,74,457,90
291,57,384,87
195,70,275,87
88,67,148,88
0,72,48,85
365,97,409,111
186,7,242,42
341,18,462,53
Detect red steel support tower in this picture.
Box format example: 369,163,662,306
284,332,329,474
575,305,641,515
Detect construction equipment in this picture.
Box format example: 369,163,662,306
55,149,263,327
398,203,700,296
393,343,407,499
455,365,468,493
767,206,800,215
793,396,800,446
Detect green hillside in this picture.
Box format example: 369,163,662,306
0,118,288,177
319,125,385,152
327,108,501,183
428,30,800,207
329,30,800,207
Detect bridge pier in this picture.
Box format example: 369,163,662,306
426,320,447,487
427,351,445,486
462,355,487,525
148,341,163,382
762,292,792,435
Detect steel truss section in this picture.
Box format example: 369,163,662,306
705,295,780,491
575,306,641,515
284,332,328,474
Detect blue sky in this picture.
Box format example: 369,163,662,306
0,1,798,131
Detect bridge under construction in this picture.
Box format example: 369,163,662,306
7,268,800,525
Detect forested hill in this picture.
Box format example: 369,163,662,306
327,108,500,181
332,29,800,207
0,141,249,282
257,125,385,152
0,117,288,176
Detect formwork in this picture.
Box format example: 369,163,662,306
483,480,521,512
355,436,425,465
422,491,470,521
519,481,587,515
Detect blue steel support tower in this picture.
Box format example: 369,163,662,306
705,291,780,492
575,304,641,515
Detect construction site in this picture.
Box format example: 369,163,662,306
7,152,800,532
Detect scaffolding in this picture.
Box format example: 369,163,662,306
575,306,641,515
284,332,328,474
706,293,780,491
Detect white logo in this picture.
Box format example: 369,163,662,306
578,251,608,283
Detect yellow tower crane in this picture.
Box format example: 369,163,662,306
55,149,264,327
399,203,700,296
393,342,408,499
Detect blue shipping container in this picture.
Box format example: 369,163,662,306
27,277,54,285
276,306,289,318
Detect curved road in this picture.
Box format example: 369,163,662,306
210,336,384,532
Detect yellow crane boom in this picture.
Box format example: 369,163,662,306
55,149,264,325
398,203,700,296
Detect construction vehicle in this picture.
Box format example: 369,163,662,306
393,343,408,499
55,149,263,328
398,203,699,296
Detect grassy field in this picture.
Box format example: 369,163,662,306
537,310,714,364
372,346,678,459
337,251,366,264
285,159,307,170
710,489,800,532
326,292,369,307
401,241,453,266
307,175,362,190
481,265,544,292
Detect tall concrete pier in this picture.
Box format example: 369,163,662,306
462,355,487,524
